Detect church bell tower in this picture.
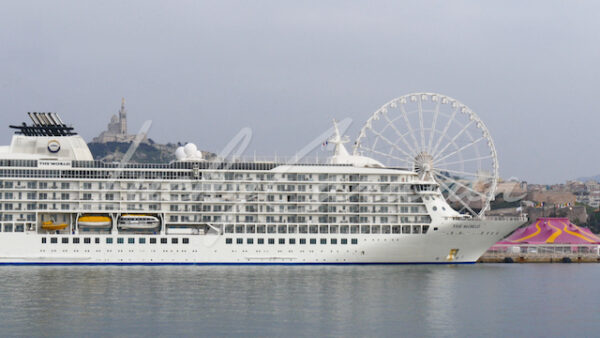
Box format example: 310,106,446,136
118,97,127,134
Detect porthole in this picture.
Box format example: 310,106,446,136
432,206,438,211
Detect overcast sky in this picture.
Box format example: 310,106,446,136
1,1,599,183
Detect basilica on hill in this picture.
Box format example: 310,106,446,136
92,98,147,143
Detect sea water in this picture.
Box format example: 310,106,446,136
0,264,598,337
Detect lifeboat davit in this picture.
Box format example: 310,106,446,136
118,214,160,230
42,221,68,231
78,216,112,228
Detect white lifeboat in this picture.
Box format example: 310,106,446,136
117,214,160,230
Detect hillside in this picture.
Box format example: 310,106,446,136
88,141,215,163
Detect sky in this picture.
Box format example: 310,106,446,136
1,0,599,184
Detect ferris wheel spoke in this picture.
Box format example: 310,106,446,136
436,178,477,216
434,171,488,199
417,97,426,150
434,168,495,179
432,120,475,159
437,155,493,167
427,98,442,153
357,145,412,165
367,127,415,159
431,105,460,156
381,114,418,155
434,136,485,164
399,104,421,151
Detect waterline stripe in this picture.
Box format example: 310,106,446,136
0,262,476,266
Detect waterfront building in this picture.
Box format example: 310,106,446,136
482,217,600,262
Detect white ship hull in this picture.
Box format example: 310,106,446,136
0,112,527,265
0,218,523,265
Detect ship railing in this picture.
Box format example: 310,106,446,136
442,215,528,222
218,155,332,164
482,215,528,222
483,244,600,258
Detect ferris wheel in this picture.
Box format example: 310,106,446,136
353,92,498,217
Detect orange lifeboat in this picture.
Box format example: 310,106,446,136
42,221,68,231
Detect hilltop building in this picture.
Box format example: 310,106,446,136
93,98,147,143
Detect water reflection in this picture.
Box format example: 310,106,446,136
0,265,599,337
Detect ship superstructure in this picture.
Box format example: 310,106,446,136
0,107,526,264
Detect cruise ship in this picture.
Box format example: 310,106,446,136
0,103,526,265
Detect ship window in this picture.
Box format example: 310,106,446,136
183,238,189,244
257,225,266,233
433,227,438,231
268,238,275,245
351,239,358,245
225,225,234,233
106,238,113,244
94,238,100,244
41,237,46,244
73,238,80,244
382,226,391,234
50,237,58,244
330,238,337,245
422,226,429,234
278,238,285,244
277,225,287,233
402,226,411,234
341,239,348,245
413,226,421,234
310,239,316,245
361,226,370,234
173,238,179,244
392,226,401,234
299,225,308,234
84,238,91,244
62,237,69,244
289,238,296,244
235,225,244,233
350,225,359,234
432,206,437,211
340,226,349,234
267,225,276,234
117,238,124,244
309,225,318,234
226,238,232,244
128,238,135,244
258,238,264,244
139,238,146,244
161,238,167,244
246,238,253,244
300,238,306,244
